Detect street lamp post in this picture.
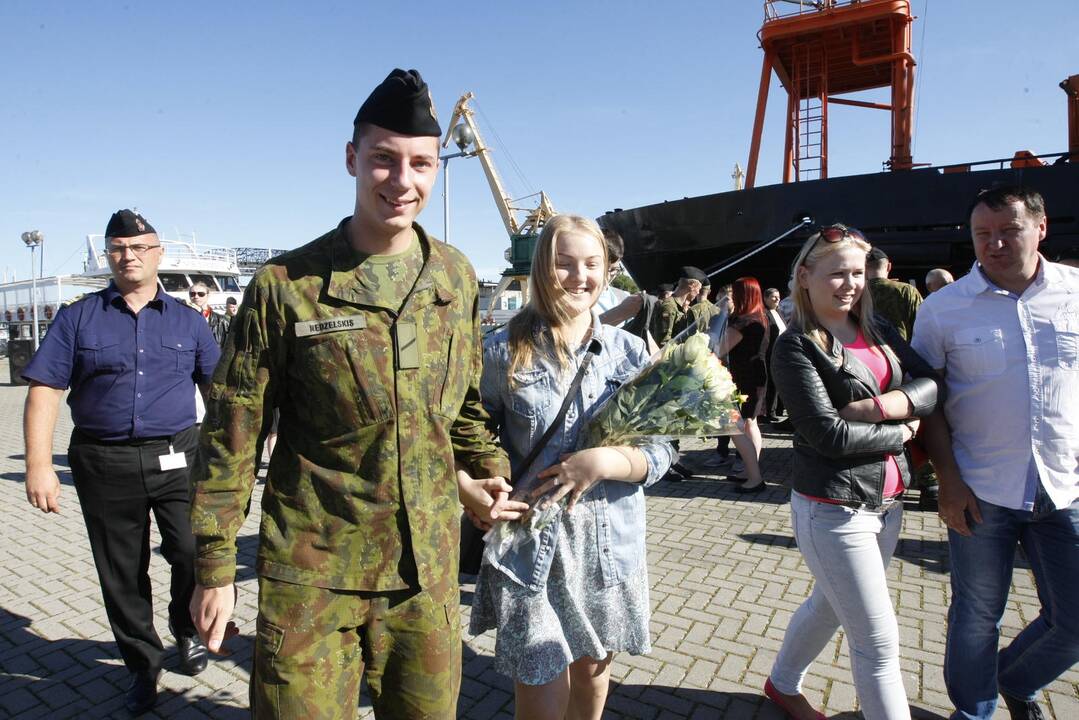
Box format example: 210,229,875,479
439,123,476,244
21,230,44,351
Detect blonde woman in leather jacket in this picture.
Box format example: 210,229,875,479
761,226,942,720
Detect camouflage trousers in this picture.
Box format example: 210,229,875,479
251,576,461,719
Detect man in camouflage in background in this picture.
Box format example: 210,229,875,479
189,69,510,719
866,246,923,340
649,268,702,346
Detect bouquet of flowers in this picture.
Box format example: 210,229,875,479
485,310,745,557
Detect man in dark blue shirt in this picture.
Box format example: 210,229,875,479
22,209,220,715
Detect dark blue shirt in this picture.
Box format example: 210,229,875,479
23,283,221,441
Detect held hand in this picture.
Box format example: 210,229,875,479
937,477,983,537
456,471,529,525
25,467,61,514
190,584,239,655
531,448,613,512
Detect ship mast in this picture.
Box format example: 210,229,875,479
746,0,917,187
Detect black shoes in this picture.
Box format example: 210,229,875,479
171,623,209,676
125,670,159,716
1001,692,1046,720
735,480,767,494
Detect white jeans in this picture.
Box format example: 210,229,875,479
770,492,910,720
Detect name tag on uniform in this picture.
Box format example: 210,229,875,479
159,445,187,471
294,315,367,338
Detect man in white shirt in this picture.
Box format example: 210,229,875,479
913,186,1079,720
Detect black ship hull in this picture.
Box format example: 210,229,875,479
600,162,1079,293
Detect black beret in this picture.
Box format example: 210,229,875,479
867,247,889,263
657,283,674,293
354,68,441,137
679,265,709,284
105,209,156,239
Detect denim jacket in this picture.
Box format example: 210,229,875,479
480,311,675,591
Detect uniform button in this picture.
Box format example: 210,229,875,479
137,393,142,398
176,343,182,348
139,348,144,353
138,371,144,375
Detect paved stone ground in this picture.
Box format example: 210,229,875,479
0,358,1076,718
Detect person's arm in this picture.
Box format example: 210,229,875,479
449,276,512,484
772,333,911,458
21,306,78,514
189,275,276,652
24,383,65,513
716,326,744,357
921,406,981,535
599,292,643,326
191,308,221,403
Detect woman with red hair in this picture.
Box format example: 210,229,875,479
717,276,770,492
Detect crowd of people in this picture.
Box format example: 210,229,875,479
18,67,1078,720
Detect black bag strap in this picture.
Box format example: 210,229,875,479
509,349,595,500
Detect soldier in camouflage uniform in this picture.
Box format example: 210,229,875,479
686,268,720,335
189,69,511,719
649,272,701,346
866,246,923,341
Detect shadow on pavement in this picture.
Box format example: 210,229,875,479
646,479,791,507
0,607,253,718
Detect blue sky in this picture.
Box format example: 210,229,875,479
2,1,1074,284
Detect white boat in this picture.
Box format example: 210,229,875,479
80,234,243,308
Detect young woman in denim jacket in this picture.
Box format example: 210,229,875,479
467,214,674,720
763,226,941,720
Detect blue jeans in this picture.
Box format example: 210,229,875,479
771,492,909,720
945,489,1079,720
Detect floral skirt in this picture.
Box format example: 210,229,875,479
469,498,652,686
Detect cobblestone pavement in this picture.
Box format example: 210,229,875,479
0,359,1076,718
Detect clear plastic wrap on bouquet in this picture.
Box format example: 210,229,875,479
484,307,746,561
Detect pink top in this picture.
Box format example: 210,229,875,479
845,330,904,498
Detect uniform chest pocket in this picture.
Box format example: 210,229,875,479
161,335,197,374
951,326,1006,377
433,332,470,419
76,334,124,374
510,369,553,420
296,332,389,427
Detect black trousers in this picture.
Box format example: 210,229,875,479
68,424,199,675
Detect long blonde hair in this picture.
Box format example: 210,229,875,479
788,225,880,354
506,214,608,379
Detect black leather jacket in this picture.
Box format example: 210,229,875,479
771,327,942,509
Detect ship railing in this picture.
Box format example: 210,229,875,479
917,150,1073,174
765,0,857,22
86,234,239,268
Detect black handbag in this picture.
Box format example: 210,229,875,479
459,351,596,575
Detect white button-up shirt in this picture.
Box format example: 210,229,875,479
912,258,1079,511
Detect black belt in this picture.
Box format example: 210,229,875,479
73,425,196,447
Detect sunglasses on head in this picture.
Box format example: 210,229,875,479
189,291,207,298
790,224,867,277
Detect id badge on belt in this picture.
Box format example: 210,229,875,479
158,444,187,471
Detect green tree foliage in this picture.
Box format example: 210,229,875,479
611,274,639,293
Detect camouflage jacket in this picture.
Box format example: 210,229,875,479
649,297,687,346
869,278,923,341
687,297,720,335
191,220,510,592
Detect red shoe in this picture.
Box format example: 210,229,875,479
764,677,827,720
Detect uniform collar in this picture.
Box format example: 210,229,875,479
326,219,456,312
103,281,169,312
